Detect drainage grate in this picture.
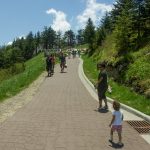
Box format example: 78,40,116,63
126,120,150,134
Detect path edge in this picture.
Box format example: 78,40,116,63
78,58,150,122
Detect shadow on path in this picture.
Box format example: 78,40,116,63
94,109,109,113
109,140,124,149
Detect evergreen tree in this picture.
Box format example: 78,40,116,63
34,31,41,54
101,12,112,34
111,0,127,28
56,31,61,49
64,30,76,47
47,27,56,49
41,26,56,49
24,31,35,59
114,0,138,55
84,18,95,55
0,50,5,68
96,13,112,47
76,29,85,45
41,26,49,49
143,0,150,36
95,27,106,46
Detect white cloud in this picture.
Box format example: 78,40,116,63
46,8,71,33
7,41,13,45
77,0,113,28
6,35,26,46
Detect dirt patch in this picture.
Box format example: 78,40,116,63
0,72,46,123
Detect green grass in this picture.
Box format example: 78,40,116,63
0,63,25,82
82,54,150,115
0,53,45,101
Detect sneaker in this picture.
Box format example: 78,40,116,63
98,106,102,110
109,139,113,143
103,106,108,110
118,142,123,146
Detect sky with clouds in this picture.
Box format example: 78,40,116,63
0,0,115,45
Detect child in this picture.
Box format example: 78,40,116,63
109,101,123,146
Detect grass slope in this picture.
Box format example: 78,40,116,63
0,53,45,101
82,55,150,115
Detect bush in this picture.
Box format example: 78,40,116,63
0,63,25,82
126,57,150,81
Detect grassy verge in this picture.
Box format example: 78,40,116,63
82,54,150,115
0,53,45,101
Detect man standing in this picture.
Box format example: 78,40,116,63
96,63,108,110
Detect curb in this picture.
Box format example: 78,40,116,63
79,58,150,123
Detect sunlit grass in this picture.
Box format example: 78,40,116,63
0,53,45,101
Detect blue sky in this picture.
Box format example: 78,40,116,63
0,0,115,45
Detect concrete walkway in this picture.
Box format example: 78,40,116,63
0,58,149,150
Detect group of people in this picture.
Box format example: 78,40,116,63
68,49,81,59
46,52,123,146
46,54,55,77
46,52,67,76
96,62,123,146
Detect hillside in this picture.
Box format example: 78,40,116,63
92,34,150,98
0,53,45,101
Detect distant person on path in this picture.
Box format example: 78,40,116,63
51,54,55,74
59,52,66,73
46,55,52,77
109,101,123,146
68,50,71,59
95,63,108,110
78,49,81,57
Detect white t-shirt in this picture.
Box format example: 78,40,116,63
112,110,123,125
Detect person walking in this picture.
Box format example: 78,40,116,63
59,52,66,73
95,63,108,110
109,101,123,146
46,55,53,77
51,54,55,74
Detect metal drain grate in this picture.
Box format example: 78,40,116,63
126,120,150,134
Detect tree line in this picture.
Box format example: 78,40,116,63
83,0,150,56
0,27,80,69
0,0,149,70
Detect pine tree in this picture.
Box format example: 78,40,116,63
47,27,56,49
41,27,49,50
34,31,41,54
143,0,150,36
84,18,95,55
24,31,35,59
64,30,75,47
114,0,138,55
76,29,85,45
111,0,127,28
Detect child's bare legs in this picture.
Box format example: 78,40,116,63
118,131,122,144
110,128,113,142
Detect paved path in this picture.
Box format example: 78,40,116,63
0,58,149,150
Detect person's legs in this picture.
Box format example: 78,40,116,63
98,90,102,109
118,131,122,145
60,63,63,72
62,62,65,72
103,98,108,109
98,98,102,109
102,89,108,109
110,128,114,142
